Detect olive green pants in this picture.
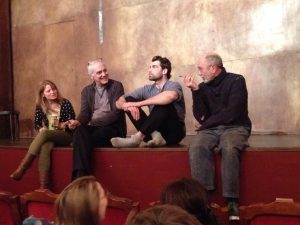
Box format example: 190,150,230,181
28,129,72,172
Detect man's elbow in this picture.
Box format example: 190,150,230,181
168,92,178,102
115,96,125,109
115,100,123,109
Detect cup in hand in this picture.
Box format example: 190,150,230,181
48,114,59,130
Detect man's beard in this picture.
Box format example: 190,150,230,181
149,74,162,81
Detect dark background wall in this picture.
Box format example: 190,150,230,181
0,0,14,138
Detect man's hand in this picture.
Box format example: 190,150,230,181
123,101,141,109
59,121,70,130
194,120,201,130
67,119,80,130
125,106,140,121
116,96,140,120
182,74,198,90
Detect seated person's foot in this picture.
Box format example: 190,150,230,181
139,141,149,147
227,201,240,221
111,135,142,148
147,131,166,147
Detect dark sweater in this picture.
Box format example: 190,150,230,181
77,79,127,137
192,68,251,130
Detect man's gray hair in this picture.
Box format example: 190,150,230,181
87,58,104,75
205,53,223,68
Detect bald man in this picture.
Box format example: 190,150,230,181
183,53,251,221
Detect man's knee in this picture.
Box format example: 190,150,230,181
221,126,250,149
190,132,217,150
72,126,89,145
220,139,244,161
221,135,248,153
73,125,88,136
125,96,137,102
189,142,211,161
153,103,174,113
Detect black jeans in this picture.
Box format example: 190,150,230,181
125,96,186,145
72,124,119,180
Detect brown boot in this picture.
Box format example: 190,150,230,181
10,153,35,181
39,171,50,189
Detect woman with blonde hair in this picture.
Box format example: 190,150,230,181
55,176,108,225
10,80,75,188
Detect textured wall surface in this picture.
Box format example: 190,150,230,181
11,0,300,137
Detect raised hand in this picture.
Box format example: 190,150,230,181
182,74,198,90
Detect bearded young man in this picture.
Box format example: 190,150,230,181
111,56,186,148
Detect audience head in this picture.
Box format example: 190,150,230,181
87,58,109,86
127,204,202,225
197,53,223,83
36,80,63,112
160,178,216,225
55,176,108,225
151,55,172,79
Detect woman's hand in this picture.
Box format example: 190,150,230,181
39,127,47,132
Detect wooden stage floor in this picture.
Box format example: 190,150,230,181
0,134,300,149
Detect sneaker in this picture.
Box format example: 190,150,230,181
227,201,240,221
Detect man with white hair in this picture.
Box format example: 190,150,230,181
183,53,251,221
68,59,126,180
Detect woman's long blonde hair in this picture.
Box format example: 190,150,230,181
36,80,63,113
55,176,102,225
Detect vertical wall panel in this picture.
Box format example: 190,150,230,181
0,0,13,110
0,0,13,139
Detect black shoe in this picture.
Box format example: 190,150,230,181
227,201,240,221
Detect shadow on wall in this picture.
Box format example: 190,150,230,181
19,118,35,138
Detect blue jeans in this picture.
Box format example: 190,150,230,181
189,125,250,198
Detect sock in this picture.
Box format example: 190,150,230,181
147,131,166,147
139,141,149,148
111,135,142,148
